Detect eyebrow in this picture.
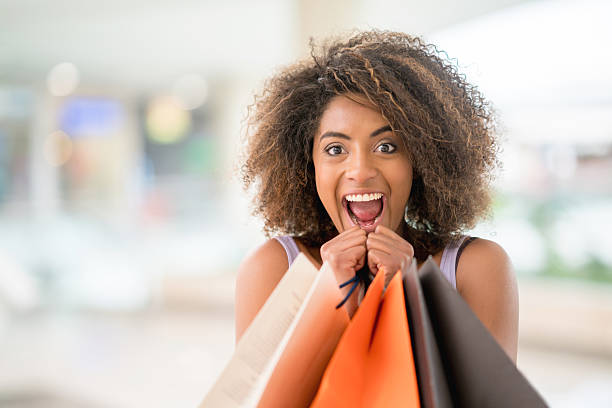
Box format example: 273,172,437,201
319,125,392,141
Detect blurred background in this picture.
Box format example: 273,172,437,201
1,0,611,406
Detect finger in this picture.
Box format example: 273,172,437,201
345,245,366,270
322,242,365,265
367,249,379,275
374,224,404,240
367,232,414,257
369,249,404,282
340,225,365,237
329,234,367,252
321,229,366,253
331,227,366,244
366,233,398,254
340,229,368,243
367,248,389,276
367,249,398,276
348,243,367,259
327,245,366,283
354,251,366,271
366,233,407,255
367,235,413,258
370,226,411,247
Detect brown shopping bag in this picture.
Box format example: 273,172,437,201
310,268,420,408
402,259,453,408
418,257,548,407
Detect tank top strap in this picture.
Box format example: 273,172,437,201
439,235,469,290
273,235,300,267
275,234,470,290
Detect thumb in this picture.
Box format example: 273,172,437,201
368,249,381,275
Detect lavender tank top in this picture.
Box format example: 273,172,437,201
273,235,470,290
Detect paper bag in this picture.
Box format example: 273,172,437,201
402,259,453,408
311,269,420,408
418,258,548,407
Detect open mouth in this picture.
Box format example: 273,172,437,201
342,192,385,233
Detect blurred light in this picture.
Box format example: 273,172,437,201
494,219,547,273
430,0,612,107
0,249,39,310
61,254,150,311
554,202,612,267
172,74,208,110
0,88,33,118
47,62,80,97
43,130,73,166
552,216,590,269
60,97,123,137
146,96,191,144
544,144,577,181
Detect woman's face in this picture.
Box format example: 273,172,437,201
312,94,413,235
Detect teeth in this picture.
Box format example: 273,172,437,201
345,193,383,202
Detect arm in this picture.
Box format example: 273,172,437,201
456,238,519,363
235,231,368,345
234,239,289,345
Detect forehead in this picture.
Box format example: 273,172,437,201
317,94,388,136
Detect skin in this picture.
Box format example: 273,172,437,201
313,94,415,317
235,95,519,363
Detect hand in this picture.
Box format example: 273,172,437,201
320,225,367,284
366,225,414,282
320,226,367,317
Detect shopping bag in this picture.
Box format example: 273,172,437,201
402,259,453,408
310,268,421,408
418,257,548,407
200,254,349,408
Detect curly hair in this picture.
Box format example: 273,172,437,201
240,30,499,260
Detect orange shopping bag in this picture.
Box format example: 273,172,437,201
311,268,420,408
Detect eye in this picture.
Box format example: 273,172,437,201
325,144,345,156
376,143,396,153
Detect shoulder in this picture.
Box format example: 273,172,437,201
456,238,515,295
456,237,519,362
235,238,290,343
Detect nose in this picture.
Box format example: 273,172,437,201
345,150,378,183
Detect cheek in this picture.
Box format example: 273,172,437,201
391,164,413,207
313,162,343,229
314,166,334,207
314,175,324,205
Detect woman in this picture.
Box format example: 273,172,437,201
235,30,518,363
